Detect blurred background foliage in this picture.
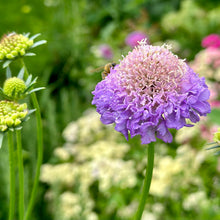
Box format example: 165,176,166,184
0,0,220,219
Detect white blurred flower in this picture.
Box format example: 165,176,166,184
183,191,209,211
141,211,157,220
175,124,200,144
117,202,138,219
40,163,76,186
91,158,137,192
54,147,70,161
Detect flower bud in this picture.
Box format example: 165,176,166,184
0,100,28,132
5,117,14,127
3,77,27,100
214,128,220,144
0,33,34,60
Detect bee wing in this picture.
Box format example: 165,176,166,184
89,66,105,73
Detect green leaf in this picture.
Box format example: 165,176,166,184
206,144,220,150
6,66,12,78
0,89,13,101
25,75,32,86
23,32,30,38
3,60,12,68
29,33,41,40
28,109,36,115
30,40,47,49
24,53,36,56
0,133,4,149
17,67,25,79
28,87,45,94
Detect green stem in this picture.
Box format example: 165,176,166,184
16,129,24,220
134,142,154,220
8,130,15,220
20,59,43,220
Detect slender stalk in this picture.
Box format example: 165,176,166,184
20,59,43,220
134,142,155,220
16,129,24,220
8,130,15,220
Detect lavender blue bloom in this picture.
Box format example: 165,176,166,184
92,40,211,144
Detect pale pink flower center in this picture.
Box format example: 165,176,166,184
114,41,187,99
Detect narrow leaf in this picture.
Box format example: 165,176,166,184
17,67,25,79
23,33,30,38
24,53,36,57
6,66,12,78
30,40,47,49
29,87,45,94
206,142,216,145
206,145,220,150
28,109,36,115
29,33,41,41
15,126,22,130
25,75,32,86
0,133,4,149
3,60,12,68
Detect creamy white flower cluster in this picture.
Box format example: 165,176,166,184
40,109,138,220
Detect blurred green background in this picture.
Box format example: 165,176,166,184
0,0,220,219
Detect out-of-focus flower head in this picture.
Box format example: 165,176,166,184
0,32,46,68
202,34,220,49
213,128,220,144
91,44,113,60
92,39,211,144
0,67,45,101
0,101,28,133
125,31,149,48
190,48,220,81
98,44,113,60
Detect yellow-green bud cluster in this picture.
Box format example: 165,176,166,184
0,33,33,60
3,77,27,100
214,128,220,144
0,100,28,132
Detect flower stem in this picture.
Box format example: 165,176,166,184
134,142,154,220
8,130,15,220
16,129,24,220
20,59,43,220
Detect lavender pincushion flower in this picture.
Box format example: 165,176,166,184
92,40,211,144
98,44,113,60
125,31,148,48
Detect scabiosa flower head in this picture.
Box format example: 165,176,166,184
3,77,27,100
202,34,220,49
0,33,33,60
92,39,211,144
125,31,149,48
98,44,113,60
0,101,28,132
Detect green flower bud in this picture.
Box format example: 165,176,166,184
214,128,220,144
0,100,28,132
5,117,14,127
6,54,14,59
3,77,27,100
14,118,21,126
0,125,7,132
0,33,34,60
17,103,27,111
18,112,28,118
11,50,18,56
